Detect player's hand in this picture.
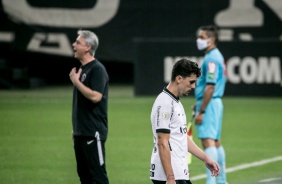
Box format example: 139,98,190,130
194,113,204,124
204,158,220,177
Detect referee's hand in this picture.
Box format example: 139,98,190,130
195,113,204,124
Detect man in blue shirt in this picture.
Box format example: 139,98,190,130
194,25,227,184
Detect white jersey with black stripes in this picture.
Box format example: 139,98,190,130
150,88,190,181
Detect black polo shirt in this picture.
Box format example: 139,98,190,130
72,59,109,141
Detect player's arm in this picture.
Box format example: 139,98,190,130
187,135,207,159
157,132,175,183
187,136,220,176
195,84,214,124
69,67,102,103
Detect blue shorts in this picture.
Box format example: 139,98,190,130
195,98,223,140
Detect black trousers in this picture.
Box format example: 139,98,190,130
152,180,192,184
74,136,109,184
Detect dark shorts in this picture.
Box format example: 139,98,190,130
152,180,192,184
74,135,109,184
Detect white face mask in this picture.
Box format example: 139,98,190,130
196,38,209,50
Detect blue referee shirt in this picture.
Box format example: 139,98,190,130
195,48,226,100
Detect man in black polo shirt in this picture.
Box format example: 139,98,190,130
69,29,109,184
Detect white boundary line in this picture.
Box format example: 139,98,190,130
191,156,282,181
259,177,282,183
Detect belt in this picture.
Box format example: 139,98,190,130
196,96,221,101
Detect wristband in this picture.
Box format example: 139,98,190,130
199,109,205,114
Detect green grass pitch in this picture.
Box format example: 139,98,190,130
0,85,281,184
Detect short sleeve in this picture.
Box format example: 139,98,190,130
89,67,108,93
153,100,173,133
205,61,218,84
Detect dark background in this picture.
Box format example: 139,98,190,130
0,0,281,95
